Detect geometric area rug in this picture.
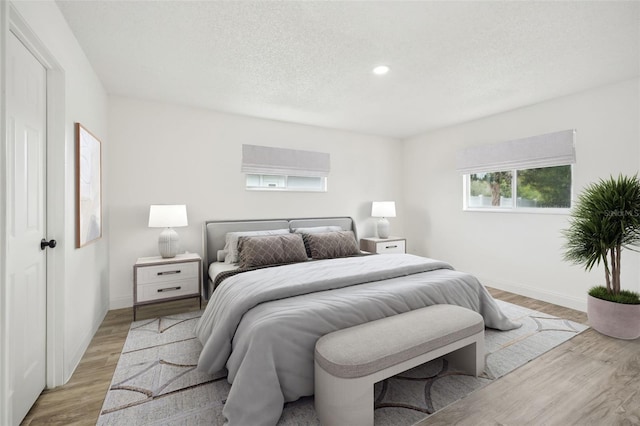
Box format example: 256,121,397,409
97,300,588,425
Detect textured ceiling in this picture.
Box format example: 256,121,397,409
56,1,639,139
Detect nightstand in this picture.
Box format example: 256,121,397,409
360,237,406,254
133,252,202,320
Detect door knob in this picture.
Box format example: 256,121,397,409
41,239,57,250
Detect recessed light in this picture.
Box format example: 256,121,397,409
372,65,390,75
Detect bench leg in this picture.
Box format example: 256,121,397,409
315,361,373,426
444,332,485,377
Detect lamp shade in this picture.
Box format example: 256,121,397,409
371,201,396,218
148,205,188,228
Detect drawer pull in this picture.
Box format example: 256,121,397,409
157,286,182,293
157,270,181,276
385,245,398,249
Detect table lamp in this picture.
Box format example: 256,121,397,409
148,204,188,258
371,201,396,239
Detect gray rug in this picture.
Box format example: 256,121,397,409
97,300,588,425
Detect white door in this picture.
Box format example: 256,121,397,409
6,32,48,425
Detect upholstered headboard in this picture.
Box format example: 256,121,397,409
201,217,356,299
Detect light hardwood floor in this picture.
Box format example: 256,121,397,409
419,289,640,426
21,290,639,425
20,299,203,426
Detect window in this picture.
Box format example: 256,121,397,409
468,171,513,208
246,174,327,192
458,130,575,212
465,165,572,210
517,165,572,208
242,144,329,193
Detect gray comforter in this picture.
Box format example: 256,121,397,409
195,254,520,425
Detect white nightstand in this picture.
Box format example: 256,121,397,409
360,237,406,254
133,252,202,320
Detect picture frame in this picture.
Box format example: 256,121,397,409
75,123,102,247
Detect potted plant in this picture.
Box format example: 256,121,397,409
563,174,640,339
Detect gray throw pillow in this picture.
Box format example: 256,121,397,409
237,233,307,268
303,231,360,260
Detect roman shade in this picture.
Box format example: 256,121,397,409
456,129,576,174
241,144,330,177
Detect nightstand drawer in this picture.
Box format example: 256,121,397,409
360,237,406,254
137,278,199,303
376,240,405,254
136,261,199,285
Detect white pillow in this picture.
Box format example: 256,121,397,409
292,226,343,234
224,229,290,264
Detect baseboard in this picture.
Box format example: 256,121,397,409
479,276,587,313
110,295,133,310
64,302,109,383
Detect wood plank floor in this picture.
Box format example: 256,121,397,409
20,299,203,426
20,290,639,425
419,289,640,426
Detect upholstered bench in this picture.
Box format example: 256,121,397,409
314,304,485,426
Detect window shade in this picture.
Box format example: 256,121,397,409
457,129,576,174
241,144,330,177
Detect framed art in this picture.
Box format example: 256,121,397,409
76,123,102,247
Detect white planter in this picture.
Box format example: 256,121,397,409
587,295,640,340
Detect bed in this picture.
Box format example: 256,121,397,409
195,217,520,425
200,217,357,300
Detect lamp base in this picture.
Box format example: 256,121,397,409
158,227,179,258
377,218,390,239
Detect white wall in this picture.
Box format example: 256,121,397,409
403,78,640,311
5,0,110,384
107,97,403,308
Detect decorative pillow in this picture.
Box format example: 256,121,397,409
224,229,289,264
303,231,360,260
237,233,308,268
216,250,228,262
292,225,343,257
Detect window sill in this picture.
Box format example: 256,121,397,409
246,187,326,193
463,207,570,215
